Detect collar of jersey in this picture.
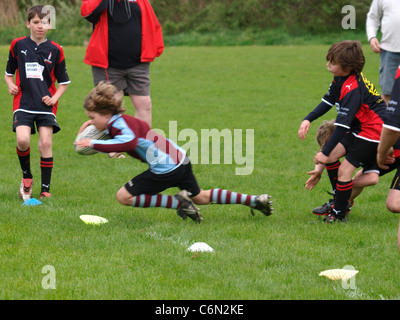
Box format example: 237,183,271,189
28,36,48,47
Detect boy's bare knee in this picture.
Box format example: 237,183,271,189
192,190,211,205
116,188,132,206
386,199,400,213
17,137,30,150
39,139,52,152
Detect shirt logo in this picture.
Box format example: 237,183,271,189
21,50,28,56
44,52,52,64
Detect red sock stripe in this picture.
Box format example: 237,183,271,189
156,194,162,207
336,181,353,191
167,196,173,208
226,191,231,204
17,147,30,157
40,161,53,168
134,196,140,207
217,188,223,203
143,194,152,207
326,161,340,170
236,194,242,204
244,195,252,206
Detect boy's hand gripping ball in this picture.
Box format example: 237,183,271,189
74,124,110,155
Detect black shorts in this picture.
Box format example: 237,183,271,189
13,110,60,134
362,158,400,177
124,160,201,197
380,159,400,190
345,136,378,169
390,168,400,191
339,132,353,151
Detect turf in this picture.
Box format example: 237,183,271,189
0,45,399,300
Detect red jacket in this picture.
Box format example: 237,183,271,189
81,0,164,68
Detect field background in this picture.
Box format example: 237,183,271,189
0,43,399,301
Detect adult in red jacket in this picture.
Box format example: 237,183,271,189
81,0,164,127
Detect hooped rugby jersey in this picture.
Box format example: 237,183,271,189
90,114,187,174
5,36,70,115
383,66,400,132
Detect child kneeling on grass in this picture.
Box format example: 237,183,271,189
75,82,273,223
306,119,399,220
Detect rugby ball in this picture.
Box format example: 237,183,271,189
74,124,110,155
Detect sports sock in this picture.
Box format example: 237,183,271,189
325,160,341,197
16,147,32,179
334,180,353,217
210,189,256,207
132,194,180,209
40,157,53,192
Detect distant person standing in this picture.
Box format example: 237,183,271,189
366,0,400,105
81,0,164,127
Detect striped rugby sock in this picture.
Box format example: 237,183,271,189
17,147,32,179
132,194,180,209
326,160,340,196
334,180,353,216
40,157,53,192
210,189,256,207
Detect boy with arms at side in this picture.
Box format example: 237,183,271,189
4,5,70,200
298,41,387,223
75,82,273,223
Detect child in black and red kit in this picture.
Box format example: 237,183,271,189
298,40,387,223
4,5,70,200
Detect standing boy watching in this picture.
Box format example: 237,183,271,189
75,82,273,223
298,41,387,223
4,5,70,200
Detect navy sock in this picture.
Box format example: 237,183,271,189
325,160,340,197
40,157,53,192
334,180,353,217
17,147,32,179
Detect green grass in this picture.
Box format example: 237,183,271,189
0,44,399,301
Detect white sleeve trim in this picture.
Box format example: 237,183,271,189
321,98,334,107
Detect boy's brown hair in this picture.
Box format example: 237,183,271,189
316,120,335,149
27,5,50,22
326,40,365,74
84,81,126,115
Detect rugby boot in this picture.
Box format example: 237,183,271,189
19,178,33,201
251,194,273,216
175,190,203,223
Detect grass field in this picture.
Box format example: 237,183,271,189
0,44,399,302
